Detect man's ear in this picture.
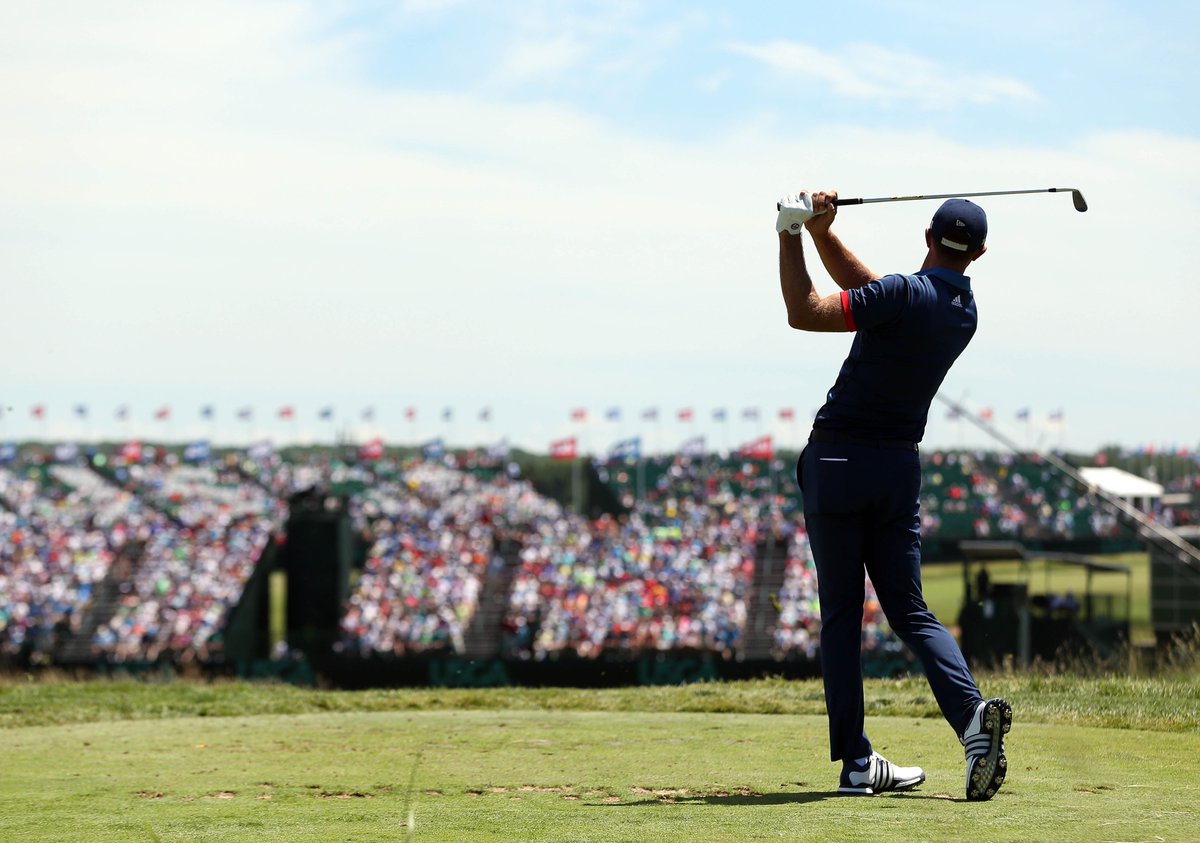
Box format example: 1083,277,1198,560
969,243,988,263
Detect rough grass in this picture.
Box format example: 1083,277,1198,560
3,669,1197,733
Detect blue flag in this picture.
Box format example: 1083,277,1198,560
609,436,641,461
184,440,211,462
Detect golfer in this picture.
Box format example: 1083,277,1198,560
776,189,1011,800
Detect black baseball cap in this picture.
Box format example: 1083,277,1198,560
930,198,987,252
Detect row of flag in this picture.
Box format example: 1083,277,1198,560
947,407,1065,423
10,405,495,423
7,404,1078,429
570,407,797,423
549,434,776,463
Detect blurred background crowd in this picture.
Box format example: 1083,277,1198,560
1,441,1194,667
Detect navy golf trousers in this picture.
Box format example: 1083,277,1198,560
798,437,982,762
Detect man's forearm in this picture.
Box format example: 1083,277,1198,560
808,230,876,290
779,232,820,329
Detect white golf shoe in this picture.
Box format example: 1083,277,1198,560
962,698,1013,801
837,752,926,796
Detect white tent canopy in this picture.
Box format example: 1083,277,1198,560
1078,466,1164,499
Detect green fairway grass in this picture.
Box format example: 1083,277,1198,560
2,675,1198,842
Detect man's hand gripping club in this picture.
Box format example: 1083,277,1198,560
775,191,838,235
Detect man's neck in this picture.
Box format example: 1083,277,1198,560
920,249,971,274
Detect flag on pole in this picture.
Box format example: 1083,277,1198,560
318,406,334,421
184,441,211,462
1048,409,1064,422
742,407,760,421
359,437,384,461
405,407,417,421
236,406,253,421
712,408,727,422
362,407,376,421
479,407,491,422
116,405,129,421
570,408,587,422
1015,408,1030,422
738,434,774,460
608,436,641,462
200,405,215,420
278,406,295,420
74,404,88,419
31,405,45,420
550,437,577,461
640,407,658,422
779,408,795,421
441,407,453,422
155,406,171,421
677,408,694,423
977,407,994,423
605,407,621,422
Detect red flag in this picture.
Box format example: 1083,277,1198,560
738,434,774,461
120,440,142,462
31,404,45,420
550,437,577,461
278,406,294,420
570,408,587,422
359,437,384,461
155,406,171,421
779,408,795,421
405,407,417,421
977,407,993,423
677,408,694,423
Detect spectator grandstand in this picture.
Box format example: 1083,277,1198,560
0,440,1189,675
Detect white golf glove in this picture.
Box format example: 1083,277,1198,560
776,192,815,234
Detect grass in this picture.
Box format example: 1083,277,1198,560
921,552,1152,643
1,673,1198,842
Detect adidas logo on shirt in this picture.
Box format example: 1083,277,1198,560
951,294,964,308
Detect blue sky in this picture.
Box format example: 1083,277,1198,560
1,1,1197,456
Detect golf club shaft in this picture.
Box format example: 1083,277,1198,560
835,188,1086,212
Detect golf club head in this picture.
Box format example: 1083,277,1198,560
1070,189,1088,212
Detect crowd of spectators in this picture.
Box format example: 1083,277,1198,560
503,456,769,660
0,463,150,662
90,457,285,663
2,441,1191,669
338,463,533,656
921,451,1121,541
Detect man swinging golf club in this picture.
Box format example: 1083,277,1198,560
776,189,1011,800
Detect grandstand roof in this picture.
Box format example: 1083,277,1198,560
1078,466,1163,499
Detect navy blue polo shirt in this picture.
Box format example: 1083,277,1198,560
812,267,977,443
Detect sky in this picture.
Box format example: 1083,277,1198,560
1,0,1198,457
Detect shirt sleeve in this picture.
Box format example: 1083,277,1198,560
845,274,909,331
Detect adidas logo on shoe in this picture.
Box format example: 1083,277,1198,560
962,698,1013,801
838,752,925,796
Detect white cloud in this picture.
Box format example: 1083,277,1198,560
729,40,1043,109
492,35,589,86
0,3,1194,452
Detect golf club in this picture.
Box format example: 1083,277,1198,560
778,188,1088,213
